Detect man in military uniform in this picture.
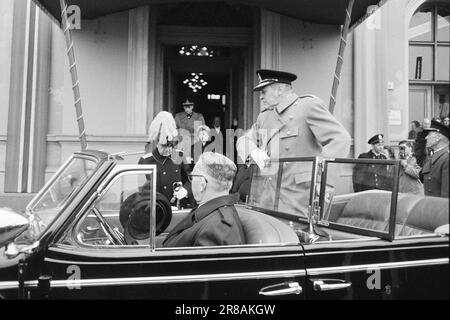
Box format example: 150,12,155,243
139,111,195,208
352,134,391,192
236,69,351,218
163,152,245,247
421,120,449,198
174,100,205,147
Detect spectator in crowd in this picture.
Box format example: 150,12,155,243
408,121,421,140
398,140,424,195
139,111,195,208
175,100,205,147
163,152,245,247
210,115,225,155
353,134,391,192
443,117,449,127
192,125,215,163
414,118,431,167
421,120,449,198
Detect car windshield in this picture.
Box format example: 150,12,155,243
22,156,98,241
247,158,317,220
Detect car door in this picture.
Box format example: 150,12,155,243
36,165,307,300
301,158,449,300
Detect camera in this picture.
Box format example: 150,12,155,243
399,146,407,160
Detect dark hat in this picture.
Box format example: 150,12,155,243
424,120,450,139
368,134,384,145
254,69,298,91
120,188,172,242
182,100,194,107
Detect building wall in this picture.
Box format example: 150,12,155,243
0,0,15,193
279,16,354,141
45,10,143,182
353,0,418,156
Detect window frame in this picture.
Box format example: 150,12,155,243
409,3,450,84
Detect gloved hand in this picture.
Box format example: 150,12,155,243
250,149,270,170
172,186,188,201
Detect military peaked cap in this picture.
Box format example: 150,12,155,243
254,69,298,91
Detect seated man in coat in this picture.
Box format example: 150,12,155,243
163,152,245,247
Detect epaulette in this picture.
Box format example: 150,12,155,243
142,152,153,159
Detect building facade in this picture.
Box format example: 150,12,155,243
0,0,448,196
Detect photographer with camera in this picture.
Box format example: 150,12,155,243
398,140,424,195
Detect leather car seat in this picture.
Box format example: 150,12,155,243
396,196,449,236
337,190,392,231
235,206,299,244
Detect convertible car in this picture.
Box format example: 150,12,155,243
0,150,448,299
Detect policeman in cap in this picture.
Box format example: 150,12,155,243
353,134,392,192
236,69,351,218
421,120,449,197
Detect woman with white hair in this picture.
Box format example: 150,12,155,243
139,111,194,208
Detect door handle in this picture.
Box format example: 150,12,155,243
259,282,302,296
311,279,352,292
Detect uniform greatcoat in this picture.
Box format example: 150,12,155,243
236,93,351,218
352,150,392,192
139,148,195,207
174,111,205,145
162,194,245,247
422,146,449,198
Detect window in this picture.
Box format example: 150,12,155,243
75,171,154,247
408,3,450,122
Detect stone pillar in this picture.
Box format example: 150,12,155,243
127,6,149,135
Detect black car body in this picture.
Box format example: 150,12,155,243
0,150,448,300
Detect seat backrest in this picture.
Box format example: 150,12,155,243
338,190,392,232
397,196,449,236
235,206,299,244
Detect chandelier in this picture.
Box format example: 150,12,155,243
179,45,214,57
183,73,208,92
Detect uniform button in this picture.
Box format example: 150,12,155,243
289,115,294,120
175,170,178,173
163,186,167,190
287,130,291,135
285,146,290,151
163,172,166,175
268,178,272,181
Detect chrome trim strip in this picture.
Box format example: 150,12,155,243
2,258,447,291
0,269,307,290
305,244,449,256
44,252,303,265
307,258,449,276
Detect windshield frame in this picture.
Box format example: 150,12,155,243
317,158,400,241
22,153,102,242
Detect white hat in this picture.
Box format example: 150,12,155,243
148,111,178,145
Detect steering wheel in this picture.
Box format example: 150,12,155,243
120,192,172,244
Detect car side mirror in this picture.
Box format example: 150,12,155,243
0,208,30,248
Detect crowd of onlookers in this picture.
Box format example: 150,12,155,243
354,116,449,198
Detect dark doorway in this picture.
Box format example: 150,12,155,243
174,72,228,128
163,45,248,130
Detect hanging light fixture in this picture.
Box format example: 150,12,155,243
183,72,208,92
179,45,214,57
